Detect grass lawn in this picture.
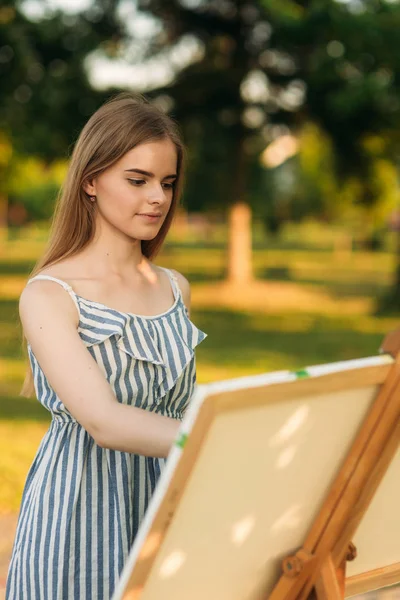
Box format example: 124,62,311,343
1,228,399,513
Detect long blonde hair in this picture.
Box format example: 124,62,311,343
21,92,186,397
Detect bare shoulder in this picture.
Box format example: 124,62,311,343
19,278,79,340
169,268,191,312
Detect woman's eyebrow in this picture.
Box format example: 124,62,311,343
124,168,177,179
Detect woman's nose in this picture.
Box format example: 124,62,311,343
147,183,168,203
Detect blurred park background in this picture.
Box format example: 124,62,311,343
1,0,400,597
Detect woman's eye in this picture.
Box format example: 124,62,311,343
128,179,174,190
128,179,145,186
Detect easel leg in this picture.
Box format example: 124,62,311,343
314,555,345,600
336,559,347,596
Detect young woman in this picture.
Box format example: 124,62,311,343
6,92,207,599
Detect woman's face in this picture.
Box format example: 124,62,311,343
86,137,177,241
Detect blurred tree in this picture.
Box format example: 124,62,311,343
268,0,400,306
132,0,300,283
0,0,124,236
268,0,400,191
3,0,400,297
8,157,67,223
0,1,122,159
128,0,400,286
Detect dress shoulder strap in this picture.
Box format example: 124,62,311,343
160,267,181,301
27,274,73,291
27,275,80,315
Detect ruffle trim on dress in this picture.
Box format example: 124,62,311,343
77,300,207,403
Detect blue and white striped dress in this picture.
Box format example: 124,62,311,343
6,268,207,600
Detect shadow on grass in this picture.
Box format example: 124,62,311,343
261,266,292,281
181,272,223,283
0,299,19,320
0,395,51,422
0,299,23,359
193,308,386,371
165,241,336,252
0,260,36,275
259,267,387,300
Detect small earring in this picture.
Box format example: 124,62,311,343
90,196,96,202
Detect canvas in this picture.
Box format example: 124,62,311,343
112,353,400,600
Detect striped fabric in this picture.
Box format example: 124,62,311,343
6,268,207,600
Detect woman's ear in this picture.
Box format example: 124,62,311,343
82,179,96,197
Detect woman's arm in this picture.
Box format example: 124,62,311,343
19,281,180,457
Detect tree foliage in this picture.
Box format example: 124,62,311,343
0,1,122,159
127,0,400,218
2,0,400,221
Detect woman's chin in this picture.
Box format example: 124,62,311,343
131,229,160,241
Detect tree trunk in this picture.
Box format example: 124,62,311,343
227,201,253,284
226,128,253,284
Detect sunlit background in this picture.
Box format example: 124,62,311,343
1,0,400,597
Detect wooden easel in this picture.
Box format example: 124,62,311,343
269,329,400,600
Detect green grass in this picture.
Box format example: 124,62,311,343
1,227,399,513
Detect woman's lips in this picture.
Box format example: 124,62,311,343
137,214,162,222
